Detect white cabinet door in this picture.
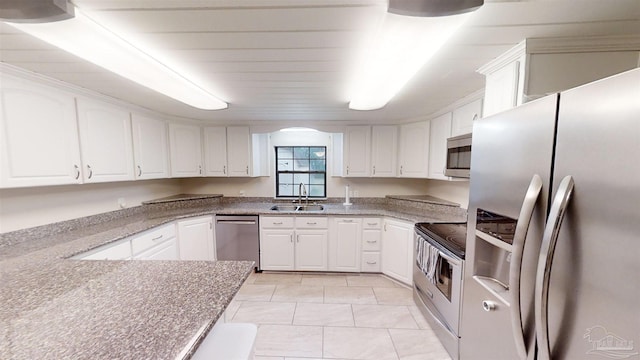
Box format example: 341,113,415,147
428,112,452,180
76,98,134,183
483,60,521,117
177,216,215,261
131,114,169,180
398,121,430,178
260,230,295,271
134,238,178,260
451,98,482,136
0,75,82,188
329,218,362,272
295,230,328,271
226,126,251,177
343,126,371,177
203,126,228,177
382,218,413,285
371,126,397,177
79,239,132,260
169,123,203,177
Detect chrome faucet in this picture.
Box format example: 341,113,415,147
298,183,307,205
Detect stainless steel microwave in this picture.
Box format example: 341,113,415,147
445,133,472,178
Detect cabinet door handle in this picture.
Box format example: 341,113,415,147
343,219,353,223
87,165,93,179
384,223,387,231
307,222,317,225
366,223,377,226
290,234,293,243
472,113,479,121
296,234,299,243
400,165,403,175
223,165,226,174
366,261,377,265
246,165,249,175
346,165,349,175
199,165,202,175
137,165,142,177
152,235,163,241
273,221,283,225
372,165,376,175
366,240,377,243
74,164,80,180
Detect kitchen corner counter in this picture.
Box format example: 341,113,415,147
0,195,465,359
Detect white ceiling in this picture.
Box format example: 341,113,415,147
1,0,639,124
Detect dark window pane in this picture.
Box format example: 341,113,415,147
293,147,309,159
310,147,326,159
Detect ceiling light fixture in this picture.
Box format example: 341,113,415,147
5,7,228,110
348,2,481,111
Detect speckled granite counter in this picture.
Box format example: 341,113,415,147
0,195,466,359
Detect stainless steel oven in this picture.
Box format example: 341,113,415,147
413,223,466,360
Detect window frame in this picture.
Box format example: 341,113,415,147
274,146,327,199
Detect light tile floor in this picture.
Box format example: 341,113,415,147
226,272,452,360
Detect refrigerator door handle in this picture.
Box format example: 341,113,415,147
509,174,543,359
535,176,575,360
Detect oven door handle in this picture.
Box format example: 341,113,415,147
437,250,462,267
509,174,543,360
535,176,574,360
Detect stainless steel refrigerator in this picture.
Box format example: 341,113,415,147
460,68,640,360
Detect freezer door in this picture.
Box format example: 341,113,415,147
540,68,640,359
460,94,558,360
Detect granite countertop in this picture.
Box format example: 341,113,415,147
0,194,466,359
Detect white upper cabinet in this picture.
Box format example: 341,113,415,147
482,60,522,117
169,123,203,177
398,121,430,178
226,126,252,177
0,75,82,188
451,98,482,136
203,126,228,177
343,126,371,177
76,98,134,183
131,113,169,180
371,126,397,177
428,113,452,180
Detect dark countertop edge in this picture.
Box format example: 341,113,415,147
142,194,223,204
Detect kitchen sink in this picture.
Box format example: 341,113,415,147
270,204,324,212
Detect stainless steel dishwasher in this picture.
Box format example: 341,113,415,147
215,215,260,272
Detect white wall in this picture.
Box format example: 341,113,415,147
0,179,181,233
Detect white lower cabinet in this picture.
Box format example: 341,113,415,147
381,218,414,285
134,238,178,260
361,218,382,272
78,239,132,260
260,216,327,271
177,216,215,261
329,218,362,272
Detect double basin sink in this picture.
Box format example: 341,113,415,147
270,204,325,212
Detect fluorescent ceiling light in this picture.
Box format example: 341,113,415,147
5,8,227,110
348,12,472,111
279,127,319,132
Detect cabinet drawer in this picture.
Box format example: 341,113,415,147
362,229,381,251
362,218,382,229
361,252,381,272
131,224,176,255
295,217,328,229
80,239,131,260
261,216,294,228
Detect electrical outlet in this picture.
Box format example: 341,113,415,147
239,190,246,197
353,191,359,197
117,197,126,209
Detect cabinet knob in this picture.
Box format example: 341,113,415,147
482,300,497,312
